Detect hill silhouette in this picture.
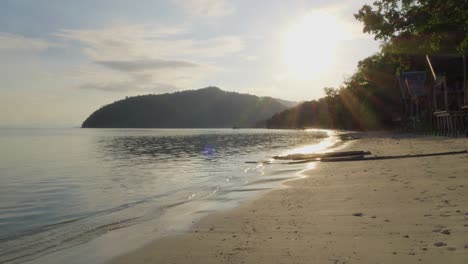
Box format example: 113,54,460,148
82,87,295,128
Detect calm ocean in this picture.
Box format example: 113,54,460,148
0,128,339,263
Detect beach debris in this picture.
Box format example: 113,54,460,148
403,235,410,238
322,155,367,162
273,151,372,161
322,150,468,162
245,160,271,164
272,150,468,163
434,242,447,247
339,133,361,141
352,212,364,217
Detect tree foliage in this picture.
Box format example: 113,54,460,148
266,53,401,130
354,0,468,54
266,0,466,130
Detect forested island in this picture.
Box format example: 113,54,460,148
82,87,295,128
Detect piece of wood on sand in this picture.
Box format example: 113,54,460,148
273,151,372,161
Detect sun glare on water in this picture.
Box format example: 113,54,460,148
283,11,347,80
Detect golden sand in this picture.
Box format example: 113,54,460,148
111,135,468,263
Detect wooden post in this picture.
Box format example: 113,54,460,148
464,54,467,105
444,79,448,111
442,117,445,136
444,117,448,136
426,55,437,81
450,116,454,137
437,116,440,136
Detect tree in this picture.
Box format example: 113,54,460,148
354,0,468,54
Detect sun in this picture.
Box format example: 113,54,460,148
283,11,346,80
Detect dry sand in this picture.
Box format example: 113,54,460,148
111,134,468,263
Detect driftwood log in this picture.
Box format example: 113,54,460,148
273,151,372,161
321,150,468,162
248,150,467,164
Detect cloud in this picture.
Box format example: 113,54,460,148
172,0,235,17
57,25,243,60
244,55,258,61
95,59,199,72
78,79,180,93
0,33,58,51
55,23,242,93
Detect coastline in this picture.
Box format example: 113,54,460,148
14,129,337,264
110,133,468,263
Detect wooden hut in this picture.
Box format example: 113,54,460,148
397,71,430,131
426,55,468,136
397,54,467,136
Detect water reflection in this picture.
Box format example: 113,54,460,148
0,129,332,264
96,129,329,163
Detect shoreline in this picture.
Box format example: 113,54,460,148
107,135,352,264
110,133,468,263
18,129,339,264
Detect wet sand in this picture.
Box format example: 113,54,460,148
111,134,468,263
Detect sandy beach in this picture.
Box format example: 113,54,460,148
111,134,468,264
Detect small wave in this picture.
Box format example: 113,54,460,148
225,188,272,193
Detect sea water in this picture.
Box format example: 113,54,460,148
0,128,339,263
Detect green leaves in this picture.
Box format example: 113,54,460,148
355,0,467,55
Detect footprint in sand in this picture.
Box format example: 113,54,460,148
441,229,451,235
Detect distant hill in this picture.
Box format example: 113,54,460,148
82,87,296,128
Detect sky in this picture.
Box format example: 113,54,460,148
0,0,380,127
